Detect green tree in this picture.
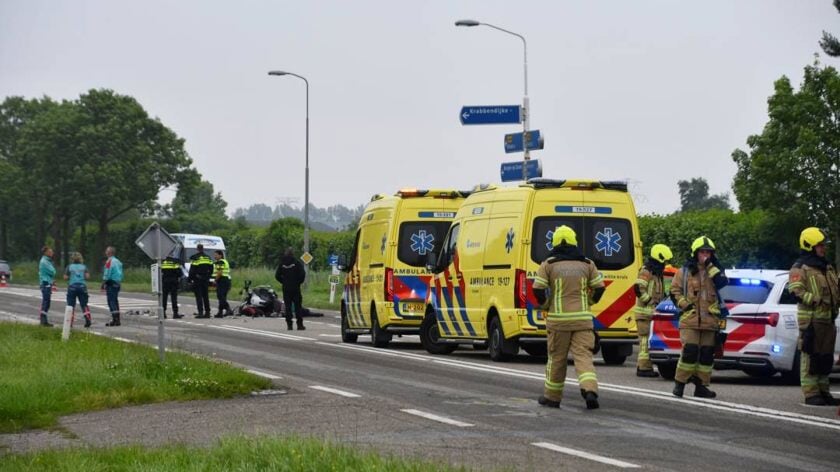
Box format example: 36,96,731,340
732,60,840,266
677,177,730,212
168,169,229,234
819,0,840,57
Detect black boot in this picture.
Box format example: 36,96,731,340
582,390,599,410
672,381,686,398
296,319,305,330
105,313,121,327
820,392,839,406
84,312,92,328
805,395,828,406
173,313,183,319
636,369,659,378
694,384,716,398
538,396,560,408
286,319,294,330
39,313,53,327
214,311,225,319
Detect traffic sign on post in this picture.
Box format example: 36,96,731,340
460,105,522,125
500,159,542,182
504,130,543,153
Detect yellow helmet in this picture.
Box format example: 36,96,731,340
552,225,578,247
799,227,826,251
650,244,673,263
690,236,716,255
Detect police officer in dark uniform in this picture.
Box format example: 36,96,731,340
189,244,213,318
161,254,183,319
275,247,306,330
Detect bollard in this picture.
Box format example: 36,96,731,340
0,274,7,287
62,305,73,341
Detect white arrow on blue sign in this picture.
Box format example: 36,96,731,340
500,159,542,182
460,105,522,125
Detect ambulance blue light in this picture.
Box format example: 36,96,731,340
771,344,782,354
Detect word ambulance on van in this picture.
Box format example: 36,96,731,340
341,189,469,348
421,179,643,364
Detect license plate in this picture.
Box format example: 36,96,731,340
401,303,424,313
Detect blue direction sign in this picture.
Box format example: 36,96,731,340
504,130,543,153
460,105,521,125
500,159,542,182
327,254,339,266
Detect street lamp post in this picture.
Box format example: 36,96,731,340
455,19,531,181
268,70,310,264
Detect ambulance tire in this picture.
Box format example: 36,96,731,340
340,303,358,344
600,344,627,365
370,308,391,348
488,316,517,362
420,312,457,355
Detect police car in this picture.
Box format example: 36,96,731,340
649,269,840,383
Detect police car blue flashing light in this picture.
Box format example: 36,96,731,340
737,278,763,286
771,344,782,354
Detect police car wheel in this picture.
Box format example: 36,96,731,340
340,305,358,344
370,309,391,348
488,316,515,362
420,313,457,355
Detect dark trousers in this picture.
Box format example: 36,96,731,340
106,282,121,314
193,279,210,315
162,279,179,315
40,282,52,314
217,277,231,313
283,288,303,321
66,284,89,310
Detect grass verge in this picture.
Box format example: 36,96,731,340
0,436,469,471
0,322,271,433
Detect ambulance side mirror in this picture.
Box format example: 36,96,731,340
337,254,349,272
425,252,440,273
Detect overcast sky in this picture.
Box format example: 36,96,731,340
1,1,836,215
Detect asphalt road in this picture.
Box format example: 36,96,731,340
2,285,839,471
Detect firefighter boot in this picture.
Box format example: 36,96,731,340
582,390,599,410
694,384,716,398
296,319,305,330
286,319,293,330
805,395,828,406
105,313,121,327
672,381,686,398
538,396,560,408
39,313,53,327
820,392,839,406
636,368,659,378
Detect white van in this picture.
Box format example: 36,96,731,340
170,233,227,289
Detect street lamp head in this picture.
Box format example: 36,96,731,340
455,19,480,27
268,70,289,76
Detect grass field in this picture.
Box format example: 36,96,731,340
8,263,344,310
0,436,470,471
0,322,271,433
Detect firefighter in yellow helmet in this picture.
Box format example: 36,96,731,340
669,236,728,398
634,243,673,378
787,227,839,406
532,225,606,409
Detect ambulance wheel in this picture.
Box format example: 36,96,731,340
656,362,676,380
488,316,517,362
420,313,457,355
340,303,357,344
370,309,391,348
522,343,547,357
600,344,627,365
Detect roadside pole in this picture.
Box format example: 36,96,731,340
135,222,178,362
156,228,164,361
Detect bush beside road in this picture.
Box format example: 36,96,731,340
0,322,271,433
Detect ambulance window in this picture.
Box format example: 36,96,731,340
397,221,452,267
347,229,360,269
531,217,583,263
585,218,634,271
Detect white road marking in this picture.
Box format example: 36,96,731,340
318,334,341,337
112,337,137,344
247,369,282,380
309,385,361,398
217,324,311,341
319,341,433,362
0,311,39,324
532,442,640,469
400,409,474,427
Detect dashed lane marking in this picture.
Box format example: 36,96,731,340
216,324,312,341
532,442,640,469
247,370,282,380
400,409,474,427
309,385,361,398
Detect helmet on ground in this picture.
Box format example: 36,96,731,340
799,227,826,251
691,236,716,255
552,225,577,247
650,244,673,263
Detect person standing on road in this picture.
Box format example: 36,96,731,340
275,247,306,330
161,254,183,319
64,252,92,328
634,244,673,378
102,246,124,327
189,244,213,319
787,227,839,406
38,246,56,327
213,250,232,318
532,225,606,410
670,236,727,398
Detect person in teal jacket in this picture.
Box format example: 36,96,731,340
64,252,92,328
102,246,123,327
38,246,56,327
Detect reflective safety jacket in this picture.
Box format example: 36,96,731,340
787,253,839,327
534,247,605,331
161,258,182,282
189,252,213,281
634,261,665,320
214,258,230,280
103,256,123,284
39,255,56,284
670,260,727,331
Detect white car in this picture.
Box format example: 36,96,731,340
649,269,840,383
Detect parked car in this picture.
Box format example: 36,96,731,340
649,269,840,383
0,260,10,282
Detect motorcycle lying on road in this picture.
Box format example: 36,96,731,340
235,280,283,317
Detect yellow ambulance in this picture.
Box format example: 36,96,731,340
341,189,468,348
421,179,642,363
